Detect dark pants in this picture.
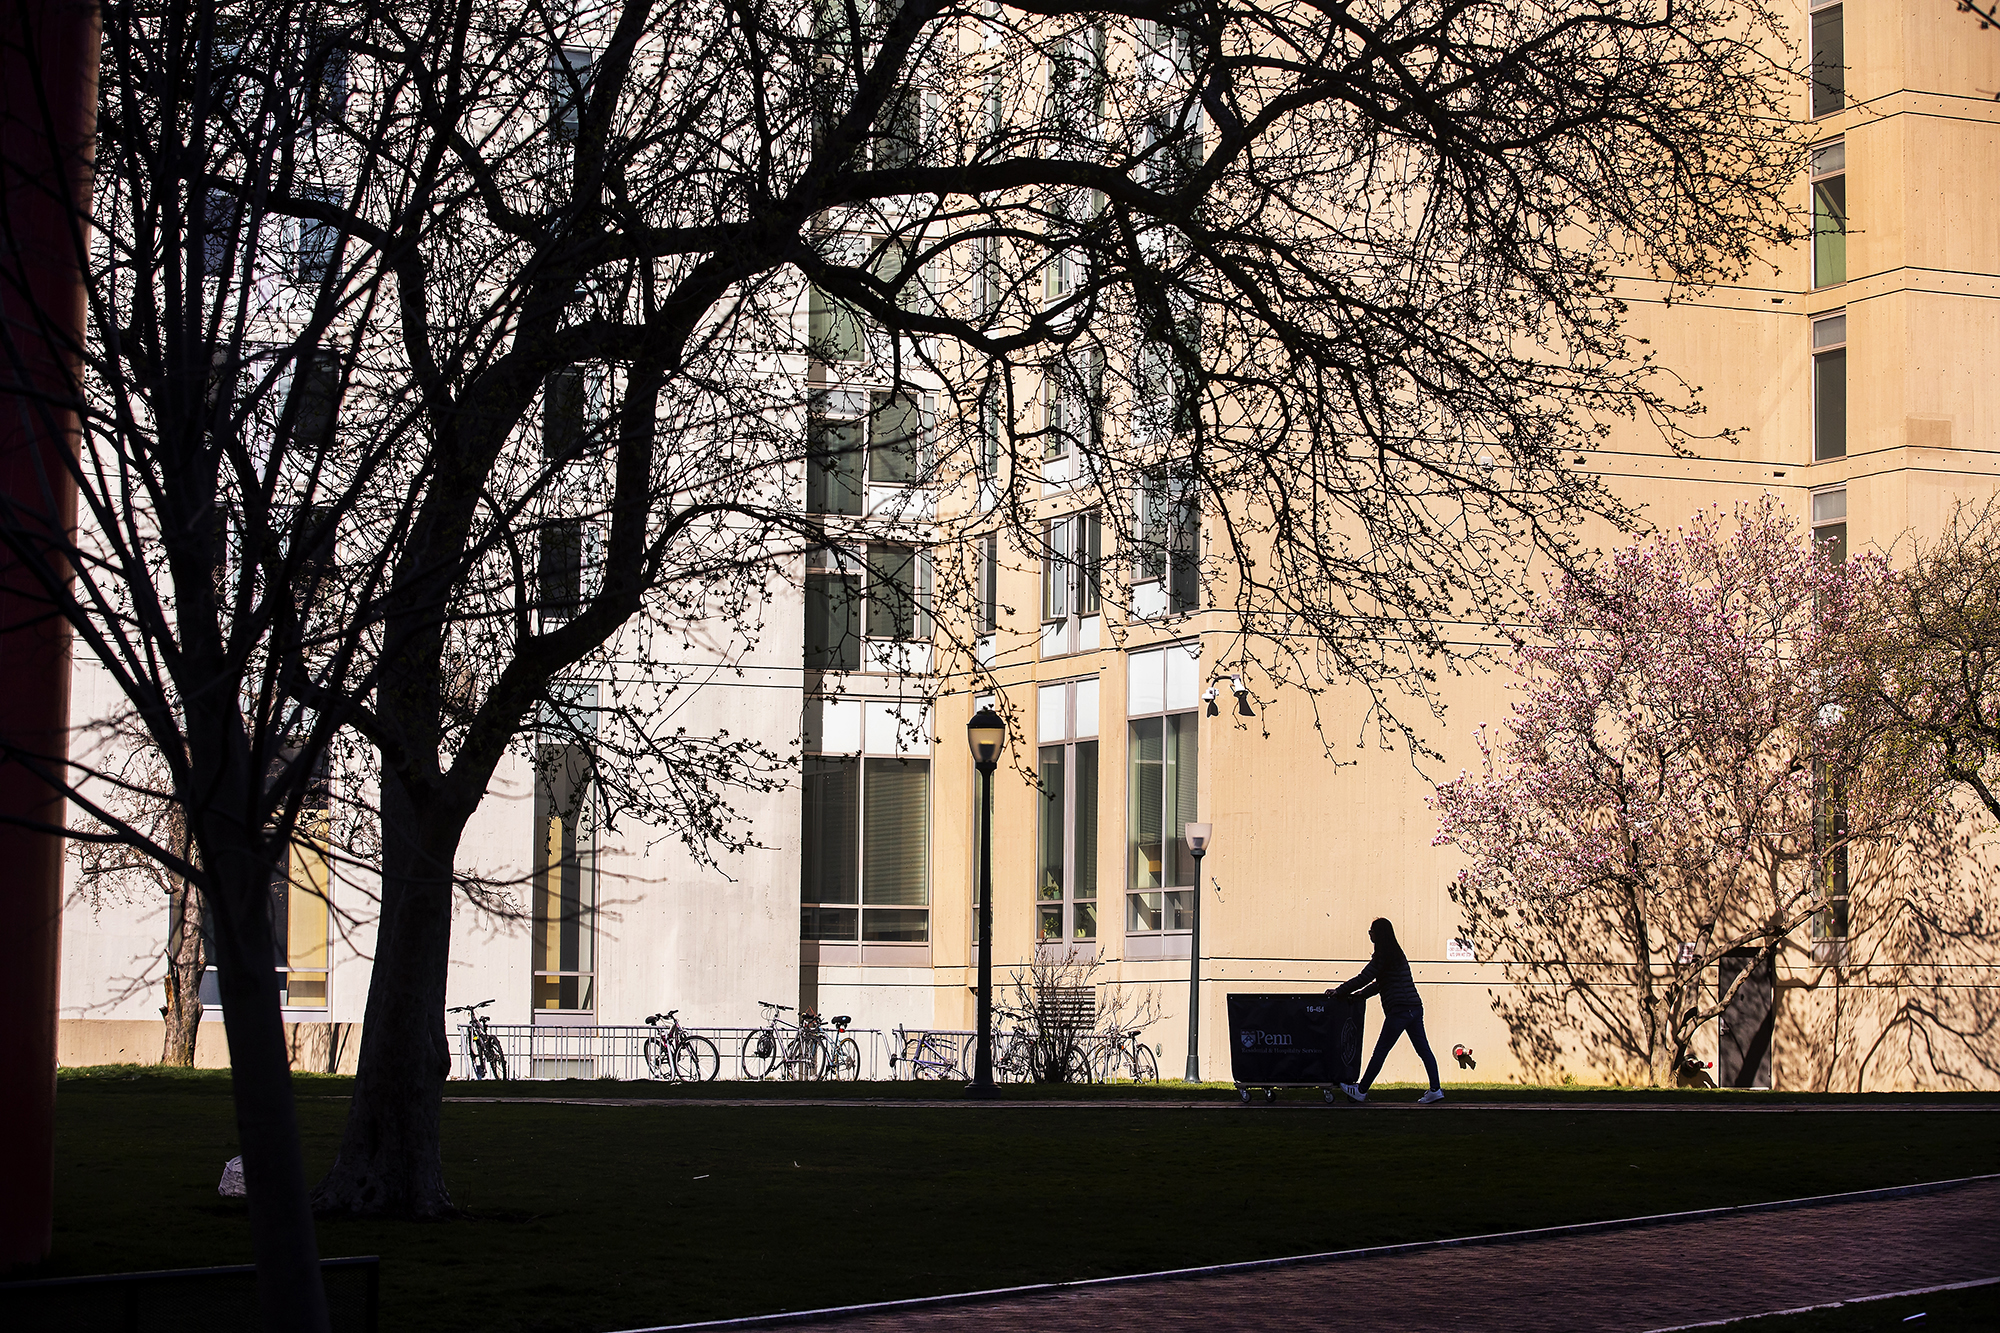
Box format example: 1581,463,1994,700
1360,1005,1441,1092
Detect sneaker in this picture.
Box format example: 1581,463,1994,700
1340,1083,1366,1103
1419,1088,1445,1104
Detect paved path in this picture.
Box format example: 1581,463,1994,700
645,1178,2000,1333
448,1095,2000,1113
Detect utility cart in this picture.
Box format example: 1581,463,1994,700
1225,992,1364,1103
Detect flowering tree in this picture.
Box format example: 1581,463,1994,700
1432,497,1927,1085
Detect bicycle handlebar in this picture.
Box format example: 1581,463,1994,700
645,1010,680,1024
757,1000,793,1012
446,999,496,1014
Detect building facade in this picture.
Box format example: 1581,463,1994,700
59,0,2000,1088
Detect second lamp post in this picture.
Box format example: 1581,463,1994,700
1183,821,1212,1082
965,706,1005,1098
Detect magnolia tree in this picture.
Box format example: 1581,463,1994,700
1432,498,1931,1085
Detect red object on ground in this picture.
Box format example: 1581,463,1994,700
0,0,98,1268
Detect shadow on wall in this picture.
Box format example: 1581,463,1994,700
1450,807,2000,1091
59,1019,360,1074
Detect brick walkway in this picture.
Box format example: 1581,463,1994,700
660,1179,2000,1333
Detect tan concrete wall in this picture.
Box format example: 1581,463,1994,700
59,1019,360,1074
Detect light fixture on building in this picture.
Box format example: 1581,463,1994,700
1203,685,1219,717
1183,821,1213,1083
965,706,1005,1099
1231,676,1254,718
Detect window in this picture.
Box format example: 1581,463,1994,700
1813,759,1850,941
1126,645,1200,935
1134,313,1198,440
805,546,861,670
1133,472,1199,613
543,370,586,462
976,533,999,636
295,191,338,285
1812,314,1846,462
1811,488,1847,565
1042,511,1101,621
270,754,332,1009
1810,1,1844,119
978,387,1002,498
537,518,584,622
200,189,239,278
801,698,933,943
1037,678,1100,942
807,400,865,516
809,284,867,362
1049,22,1107,142
550,46,594,142
304,31,349,126
1811,141,1846,288
532,742,597,1012
866,390,929,485
1044,348,1103,461
284,348,340,449
864,542,931,641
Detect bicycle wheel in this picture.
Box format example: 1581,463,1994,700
740,1028,780,1080
677,1034,720,1083
1062,1042,1095,1085
480,1036,509,1082
643,1034,673,1080
1132,1042,1159,1083
829,1036,860,1081
916,1033,956,1080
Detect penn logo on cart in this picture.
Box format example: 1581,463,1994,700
1239,1030,1293,1049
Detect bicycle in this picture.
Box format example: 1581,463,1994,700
891,1024,964,1080
642,1009,720,1082
1096,1027,1159,1083
448,999,508,1081
821,1014,861,1081
741,1000,809,1080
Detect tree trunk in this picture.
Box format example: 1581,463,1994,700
312,769,461,1218
160,881,203,1066
208,863,332,1333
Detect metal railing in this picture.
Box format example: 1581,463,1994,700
450,1022,1162,1084
451,1023,894,1082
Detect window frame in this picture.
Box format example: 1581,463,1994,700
1810,139,1846,289
1124,647,1201,938
1043,510,1102,623
800,700,934,945
531,738,599,1015
1036,678,1101,945
1812,312,1847,463
1809,0,1844,120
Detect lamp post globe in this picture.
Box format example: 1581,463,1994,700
966,707,1005,1098
1183,822,1212,1083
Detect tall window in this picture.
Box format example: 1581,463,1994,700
801,698,933,943
532,741,597,1013
550,46,594,141
295,190,338,285
1126,645,1200,936
1811,488,1847,565
1811,141,1846,288
809,284,867,362
976,532,999,636
806,546,861,670
1812,314,1846,462
537,518,584,623
807,396,865,516
805,544,929,671
543,370,587,461
1810,1,1844,119
271,755,331,1010
1813,759,1851,942
1042,512,1102,623
285,348,340,450
1037,678,1100,943
1133,472,1198,613
1043,348,1103,462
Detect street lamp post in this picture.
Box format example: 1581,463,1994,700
965,707,1005,1099
1183,822,1212,1083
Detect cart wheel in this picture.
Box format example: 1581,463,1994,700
1264,1088,1276,1104
1239,1087,1251,1104
1323,1087,1336,1104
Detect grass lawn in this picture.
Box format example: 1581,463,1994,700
24,1068,2000,1333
